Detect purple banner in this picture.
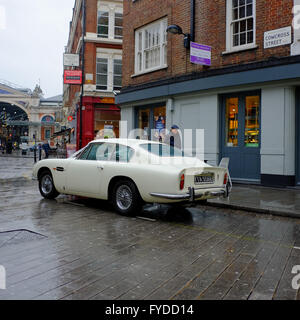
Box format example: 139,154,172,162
190,42,211,66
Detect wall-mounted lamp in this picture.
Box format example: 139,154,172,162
166,24,191,49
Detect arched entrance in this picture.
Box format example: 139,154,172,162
0,102,29,150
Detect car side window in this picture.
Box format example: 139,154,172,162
85,143,115,161
78,145,92,160
111,144,134,163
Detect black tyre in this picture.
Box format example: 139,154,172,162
111,180,143,216
38,171,59,199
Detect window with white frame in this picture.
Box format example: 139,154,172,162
96,58,108,90
114,13,123,39
97,11,109,38
97,2,123,40
96,50,122,92
135,18,167,74
226,0,256,51
113,59,122,90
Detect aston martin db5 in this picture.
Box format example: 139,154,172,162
32,139,231,215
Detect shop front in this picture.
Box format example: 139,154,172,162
220,91,261,181
76,96,120,150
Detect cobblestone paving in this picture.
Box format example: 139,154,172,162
0,180,300,300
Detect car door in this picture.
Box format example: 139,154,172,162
65,142,114,197
98,143,136,199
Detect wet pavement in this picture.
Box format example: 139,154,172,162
1,156,300,218
0,156,34,182
0,180,300,300
210,184,300,218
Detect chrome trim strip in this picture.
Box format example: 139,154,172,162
150,188,227,201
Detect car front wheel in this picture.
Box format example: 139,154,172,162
111,180,143,216
39,171,59,199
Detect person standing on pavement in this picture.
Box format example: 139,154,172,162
42,141,50,159
164,125,182,150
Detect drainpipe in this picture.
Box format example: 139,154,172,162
79,0,86,149
190,0,195,42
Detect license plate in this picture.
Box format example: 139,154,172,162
194,173,214,184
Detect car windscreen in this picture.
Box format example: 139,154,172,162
140,143,184,157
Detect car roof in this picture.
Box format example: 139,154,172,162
90,138,162,147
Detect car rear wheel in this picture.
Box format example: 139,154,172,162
39,171,59,199
111,180,143,216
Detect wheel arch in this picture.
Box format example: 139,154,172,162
37,167,52,180
108,175,142,201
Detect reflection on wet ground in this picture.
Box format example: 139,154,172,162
0,180,300,300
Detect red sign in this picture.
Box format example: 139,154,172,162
64,70,82,84
67,116,73,122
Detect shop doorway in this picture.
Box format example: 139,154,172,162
220,92,261,181
135,104,166,141
94,108,120,139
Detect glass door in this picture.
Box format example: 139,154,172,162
136,105,166,140
221,92,261,181
138,108,150,139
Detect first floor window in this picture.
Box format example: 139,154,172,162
135,18,167,74
227,0,255,51
113,59,122,91
96,58,108,90
96,50,122,92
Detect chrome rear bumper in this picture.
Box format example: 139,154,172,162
150,186,228,202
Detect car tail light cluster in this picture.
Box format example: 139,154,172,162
180,174,185,190
223,173,228,185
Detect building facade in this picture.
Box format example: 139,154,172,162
0,81,63,148
116,0,300,187
63,0,123,150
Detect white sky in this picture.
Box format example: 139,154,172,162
0,0,75,98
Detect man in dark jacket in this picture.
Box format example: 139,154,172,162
164,125,182,150
42,141,50,159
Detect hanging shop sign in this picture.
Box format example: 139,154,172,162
64,70,82,85
67,116,74,122
190,42,211,66
264,26,292,49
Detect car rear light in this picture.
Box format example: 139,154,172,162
223,173,228,185
180,174,185,190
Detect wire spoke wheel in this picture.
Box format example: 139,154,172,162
116,185,133,211
41,174,53,195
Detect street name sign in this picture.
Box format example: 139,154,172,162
264,26,292,49
63,53,80,67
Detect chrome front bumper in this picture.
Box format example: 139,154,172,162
150,186,229,202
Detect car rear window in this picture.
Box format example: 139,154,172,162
140,143,184,157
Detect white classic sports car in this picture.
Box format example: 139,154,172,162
32,138,231,215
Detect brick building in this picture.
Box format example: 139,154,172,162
63,0,123,150
116,0,300,187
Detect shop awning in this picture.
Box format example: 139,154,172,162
52,128,71,138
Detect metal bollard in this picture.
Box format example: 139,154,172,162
39,148,42,161
34,147,37,163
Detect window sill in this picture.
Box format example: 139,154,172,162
222,44,258,56
131,65,168,78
